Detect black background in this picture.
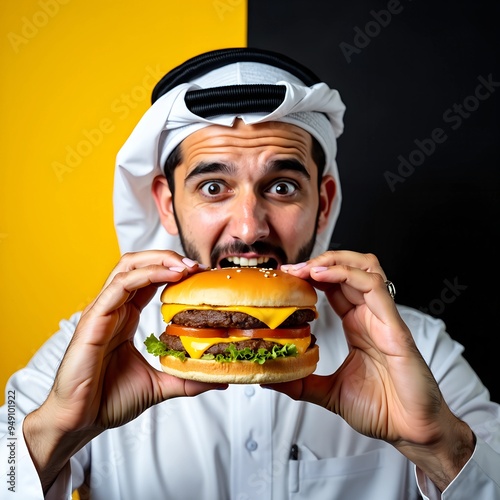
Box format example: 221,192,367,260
248,0,500,403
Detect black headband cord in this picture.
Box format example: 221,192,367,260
184,84,286,118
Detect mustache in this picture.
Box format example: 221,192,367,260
210,242,287,266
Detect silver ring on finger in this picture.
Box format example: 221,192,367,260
384,280,396,300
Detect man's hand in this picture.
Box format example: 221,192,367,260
275,251,475,492
23,251,225,492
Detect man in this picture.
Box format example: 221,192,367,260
1,48,499,499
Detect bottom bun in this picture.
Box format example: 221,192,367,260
159,345,319,384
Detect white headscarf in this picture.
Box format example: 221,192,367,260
113,61,346,259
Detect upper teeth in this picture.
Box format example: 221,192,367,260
226,256,270,267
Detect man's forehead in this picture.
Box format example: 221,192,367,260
179,123,316,182
180,119,313,149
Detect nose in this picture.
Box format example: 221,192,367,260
227,193,270,244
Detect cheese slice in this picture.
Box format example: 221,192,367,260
162,304,315,330
180,335,312,360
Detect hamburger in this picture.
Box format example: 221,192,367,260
144,267,319,384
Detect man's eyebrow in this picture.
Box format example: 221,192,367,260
184,159,311,182
184,162,236,182
267,159,311,180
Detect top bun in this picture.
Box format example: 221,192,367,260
161,267,317,308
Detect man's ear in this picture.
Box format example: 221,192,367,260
317,174,336,235
151,175,179,235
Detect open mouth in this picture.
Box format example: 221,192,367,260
219,256,278,269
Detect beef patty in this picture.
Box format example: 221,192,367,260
170,308,316,329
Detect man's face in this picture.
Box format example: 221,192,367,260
153,119,335,269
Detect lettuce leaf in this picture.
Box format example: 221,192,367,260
144,334,186,361
211,342,298,364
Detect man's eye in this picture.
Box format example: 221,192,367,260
200,181,227,196
268,181,298,196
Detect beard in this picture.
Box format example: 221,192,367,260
172,208,320,269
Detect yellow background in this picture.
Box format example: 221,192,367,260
0,0,247,405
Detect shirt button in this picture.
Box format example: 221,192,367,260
246,439,258,452
244,386,255,397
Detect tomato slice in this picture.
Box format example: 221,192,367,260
166,323,311,339
166,324,228,338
